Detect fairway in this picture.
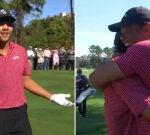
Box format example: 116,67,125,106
24,70,74,135
76,69,107,135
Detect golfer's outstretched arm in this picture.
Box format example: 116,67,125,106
23,76,52,100
23,76,74,107
89,61,125,90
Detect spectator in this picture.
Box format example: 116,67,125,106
52,47,59,69
33,48,38,70
43,46,51,70
49,49,53,69
76,69,89,117
66,46,74,70
37,48,44,70
27,46,35,70
59,46,66,70
0,9,73,135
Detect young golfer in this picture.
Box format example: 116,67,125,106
0,9,73,135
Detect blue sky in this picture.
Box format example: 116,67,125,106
76,0,150,56
41,0,72,18
25,0,73,24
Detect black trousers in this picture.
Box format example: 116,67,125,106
33,58,38,70
78,99,87,116
66,60,74,70
0,104,32,135
59,58,65,70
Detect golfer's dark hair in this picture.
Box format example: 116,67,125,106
114,32,127,53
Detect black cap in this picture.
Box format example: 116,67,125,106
108,6,150,32
77,69,82,74
0,9,16,22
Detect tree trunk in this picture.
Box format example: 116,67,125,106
15,1,24,45
70,0,74,43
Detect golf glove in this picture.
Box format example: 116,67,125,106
50,94,74,107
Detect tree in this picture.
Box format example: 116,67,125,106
0,1,9,10
103,47,113,58
23,15,73,49
69,0,74,43
76,57,80,68
76,55,90,68
88,45,103,67
89,45,102,57
23,19,48,48
46,16,72,49
79,55,90,68
7,0,45,44
89,55,102,68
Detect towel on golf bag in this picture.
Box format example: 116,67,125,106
76,87,96,104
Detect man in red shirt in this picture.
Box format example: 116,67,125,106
104,32,150,135
0,9,73,135
90,6,150,119
89,6,150,134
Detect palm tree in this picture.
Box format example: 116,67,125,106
70,0,74,43
8,0,45,44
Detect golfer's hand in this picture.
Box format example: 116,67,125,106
50,94,74,107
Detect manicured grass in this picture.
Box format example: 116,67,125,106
24,70,74,135
76,69,107,135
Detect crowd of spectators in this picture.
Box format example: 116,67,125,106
27,45,75,70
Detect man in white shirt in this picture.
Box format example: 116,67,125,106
27,46,35,70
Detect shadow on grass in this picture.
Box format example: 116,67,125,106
76,91,107,135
